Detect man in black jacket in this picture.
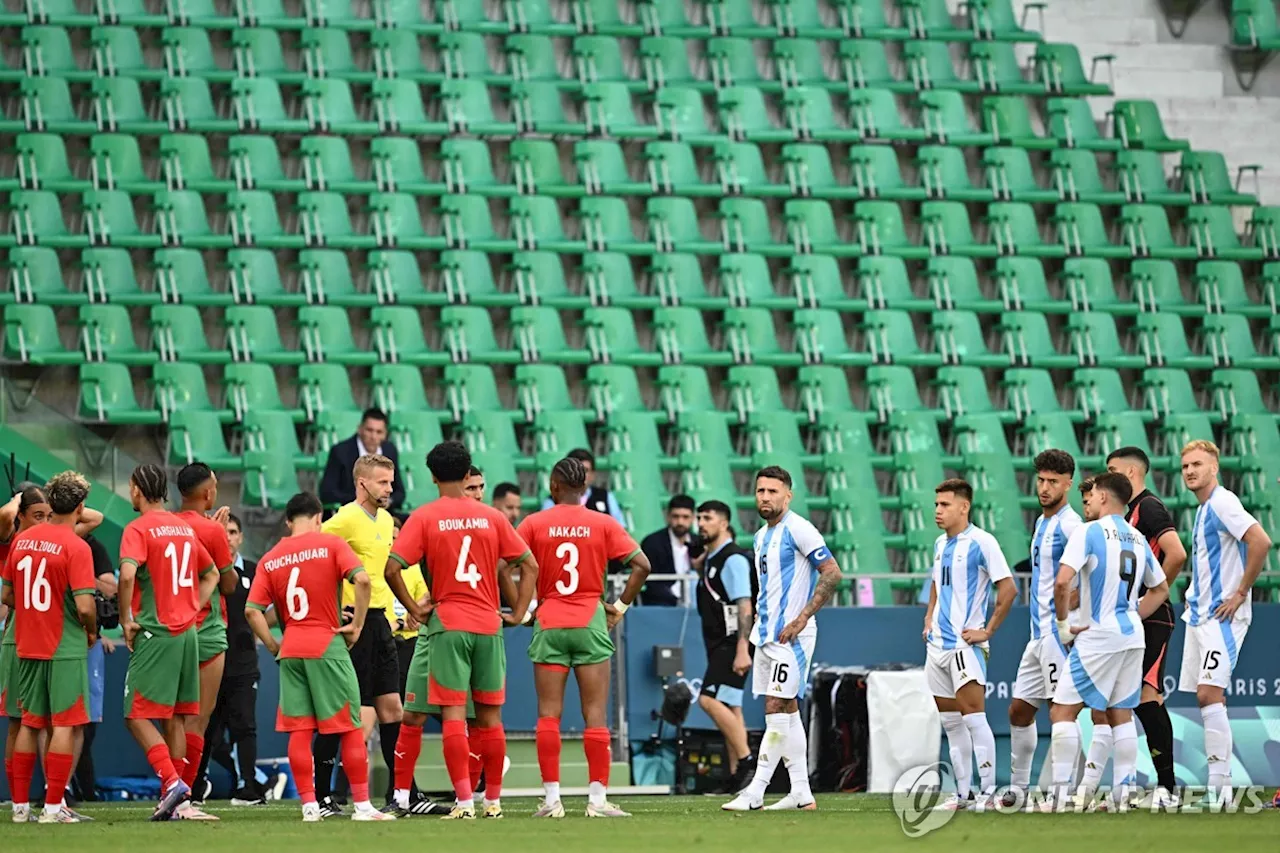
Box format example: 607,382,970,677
639,495,699,606
319,408,406,513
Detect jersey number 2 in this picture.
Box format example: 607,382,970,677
286,567,309,619
455,534,481,590
15,555,52,612
555,541,580,595
164,541,194,597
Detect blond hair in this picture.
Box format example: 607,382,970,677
1180,439,1220,459
45,470,91,515
353,453,394,481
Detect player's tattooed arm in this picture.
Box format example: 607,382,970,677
778,556,841,643
733,597,754,675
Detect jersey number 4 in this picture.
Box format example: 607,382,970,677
15,555,52,612
555,541,580,595
164,541,194,597
455,534,481,590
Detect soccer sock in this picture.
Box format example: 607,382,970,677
474,725,507,804
1201,703,1232,793
961,712,996,795
469,753,484,792
938,711,972,800
583,727,612,807
1009,723,1037,790
1111,720,1138,804
536,717,562,801
1050,721,1080,804
392,724,424,810
145,743,180,789
1080,724,1112,795
12,750,36,806
745,713,790,801
288,730,317,805
783,712,812,803
441,719,473,805
1135,700,1177,791
312,733,340,801
378,721,400,801
43,751,74,811
181,733,204,789
340,729,372,808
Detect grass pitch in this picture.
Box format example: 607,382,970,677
3,795,1277,853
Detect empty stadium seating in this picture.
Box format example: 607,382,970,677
2,0,1278,604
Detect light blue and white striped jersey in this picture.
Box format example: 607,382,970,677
752,511,830,645
1185,486,1259,627
927,525,1012,651
1060,515,1164,653
1029,504,1083,640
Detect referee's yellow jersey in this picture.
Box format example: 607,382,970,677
323,502,396,624
391,564,429,640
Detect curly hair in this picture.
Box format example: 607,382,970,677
45,471,91,515
426,440,472,483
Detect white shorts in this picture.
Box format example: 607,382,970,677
751,636,816,700
1012,635,1069,705
925,645,987,699
1053,645,1142,711
1178,620,1249,692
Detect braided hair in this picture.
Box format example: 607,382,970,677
17,484,47,516
550,456,588,492
131,464,169,504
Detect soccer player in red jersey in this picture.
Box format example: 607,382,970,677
385,440,538,819
1,472,98,824
245,492,394,823
117,464,219,821
173,463,239,802
520,458,651,818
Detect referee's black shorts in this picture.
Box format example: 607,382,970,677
348,608,400,705
1142,600,1176,694
700,637,750,708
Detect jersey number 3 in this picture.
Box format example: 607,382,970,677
455,534,481,590
15,555,52,612
555,541,580,595
164,541,194,597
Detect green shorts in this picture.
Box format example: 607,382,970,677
197,619,228,664
16,657,90,729
0,643,18,719
277,653,361,734
427,624,506,707
404,631,475,718
528,606,615,670
125,626,200,720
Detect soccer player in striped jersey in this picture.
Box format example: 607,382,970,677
923,479,1015,810
1177,440,1271,803
724,466,842,813
1047,472,1169,811
1008,450,1082,797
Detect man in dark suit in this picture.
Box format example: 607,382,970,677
319,407,406,513
639,494,699,607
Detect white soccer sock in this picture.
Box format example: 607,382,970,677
1080,724,1111,796
963,712,997,795
1050,721,1080,804
588,781,606,808
544,781,561,803
939,711,972,800
394,788,410,810
783,711,812,803
1201,703,1232,793
745,714,791,801
1009,723,1037,789
1111,720,1138,804
354,800,376,813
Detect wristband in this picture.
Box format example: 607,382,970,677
613,600,630,615
1056,618,1073,645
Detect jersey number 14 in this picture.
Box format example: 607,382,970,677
164,541,194,597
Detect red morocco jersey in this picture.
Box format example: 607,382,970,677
1,524,95,660
176,510,234,629
120,511,215,635
391,496,529,636
518,504,640,629
248,531,363,659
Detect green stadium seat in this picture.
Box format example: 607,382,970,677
984,146,1054,203
785,200,859,256
23,25,92,80
999,311,1076,369
646,253,716,308
866,364,928,419
992,256,1063,312
1185,205,1262,261
1113,150,1189,206
163,26,235,80
298,136,375,194
988,201,1064,257
900,0,970,41
1111,100,1189,151
511,305,590,363
1053,202,1128,258
223,304,302,364
10,189,87,248
442,305,521,364
1119,204,1196,260
583,364,647,420
1044,97,1118,151
89,134,161,193
440,364,503,421
1002,367,1073,422
848,144,923,200
936,366,1004,420
1032,42,1110,96
1209,369,1270,420
857,256,930,310
1137,368,1198,422
369,306,445,365
532,411,592,457
152,361,223,420
855,200,925,258
837,38,908,92
16,133,87,192
850,87,925,142
1070,367,1136,422
863,309,940,367
147,304,226,363
653,306,731,366
1199,314,1273,370
796,365,862,421
151,247,227,306
7,247,80,305
1194,260,1268,316
21,78,93,134
1132,313,1213,370
370,363,433,417
223,363,293,422
920,90,993,146
1049,148,1124,205
583,307,662,366
718,253,789,308
231,27,301,82
241,452,305,510
903,40,975,92
1178,150,1259,206
83,189,159,248
79,303,157,364
1059,257,1122,314
297,305,376,365
169,411,241,470
789,254,864,311
973,42,1044,94
228,190,301,249
78,247,151,305
4,304,82,365
1067,314,1141,372
921,200,997,257
927,256,1002,312
931,309,1007,367
223,135,296,193
1126,258,1195,314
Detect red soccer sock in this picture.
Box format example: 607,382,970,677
288,730,317,805
584,727,612,788
340,728,370,804
473,725,507,802
469,751,483,791
536,717,561,785
12,750,36,805
394,724,423,792
44,751,74,809
146,743,180,789
441,719,473,803
181,733,204,789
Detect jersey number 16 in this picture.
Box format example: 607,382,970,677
15,555,52,612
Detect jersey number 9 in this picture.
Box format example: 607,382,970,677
1118,549,1137,601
